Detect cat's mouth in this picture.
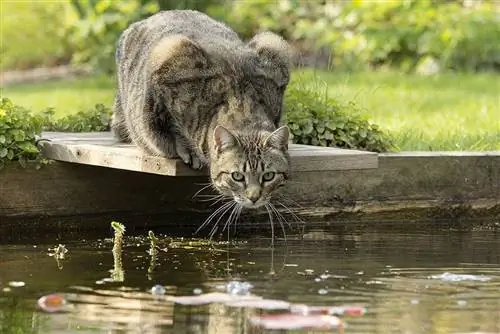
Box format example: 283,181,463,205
234,196,267,209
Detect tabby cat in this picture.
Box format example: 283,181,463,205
111,10,293,209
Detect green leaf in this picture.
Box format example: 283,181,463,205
316,122,325,134
6,149,14,160
324,130,334,141
17,142,39,154
13,131,26,142
302,121,314,135
0,148,7,158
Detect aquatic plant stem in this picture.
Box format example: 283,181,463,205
147,230,159,280
111,221,125,282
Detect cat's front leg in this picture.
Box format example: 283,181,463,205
174,135,205,170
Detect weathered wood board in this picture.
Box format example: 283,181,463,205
37,132,378,176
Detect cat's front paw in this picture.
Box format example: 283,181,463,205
181,151,204,170
176,142,204,170
189,154,203,170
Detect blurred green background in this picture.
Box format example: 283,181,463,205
2,0,499,74
1,0,499,151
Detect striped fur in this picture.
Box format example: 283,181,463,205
111,10,292,207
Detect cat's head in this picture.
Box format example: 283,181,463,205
209,125,290,209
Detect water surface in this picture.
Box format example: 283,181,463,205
0,227,499,333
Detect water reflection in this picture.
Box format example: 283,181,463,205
0,229,499,333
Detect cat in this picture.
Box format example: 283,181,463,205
111,10,293,210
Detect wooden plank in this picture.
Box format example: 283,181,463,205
37,132,378,176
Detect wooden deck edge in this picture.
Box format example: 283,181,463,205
37,141,200,176
37,131,379,176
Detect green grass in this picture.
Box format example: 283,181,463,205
1,69,499,151
295,69,500,151
0,76,115,116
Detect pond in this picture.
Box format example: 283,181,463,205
0,224,499,333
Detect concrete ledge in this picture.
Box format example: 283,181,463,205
0,151,498,234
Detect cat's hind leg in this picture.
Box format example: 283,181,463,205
129,114,179,158
110,95,131,143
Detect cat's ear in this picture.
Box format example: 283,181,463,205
264,126,289,150
150,35,210,83
247,32,293,82
213,125,238,151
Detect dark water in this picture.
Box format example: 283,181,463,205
0,227,499,334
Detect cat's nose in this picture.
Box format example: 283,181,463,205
247,189,261,204
248,195,259,204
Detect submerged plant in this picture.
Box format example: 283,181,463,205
47,244,69,270
111,221,125,253
147,230,159,280
110,221,125,282
147,230,169,280
147,230,159,256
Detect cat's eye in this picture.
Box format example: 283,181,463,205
231,172,245,182
262,171,275,182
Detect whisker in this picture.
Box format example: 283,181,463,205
269,202,288,245
269,203,292,239
222,203,240,233
192,183,216,199
276,194,304,209
222,205,236,232
195,194,231,207
281,179,307,185
197,194,224,202
208,225,219,240
210,196,230,207
193,181,212,186
232,204,243,234
235,205,243,232
196,201,234,235
269,201,292,229
269,241,276,276
265,204,275,247
208,201,236,240
276,200,306,227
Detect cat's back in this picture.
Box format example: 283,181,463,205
124,10,243,51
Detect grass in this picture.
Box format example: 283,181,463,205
0,76,115,116
1,69,499,151
295,69,500,151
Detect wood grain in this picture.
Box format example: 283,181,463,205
37,132,379,176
